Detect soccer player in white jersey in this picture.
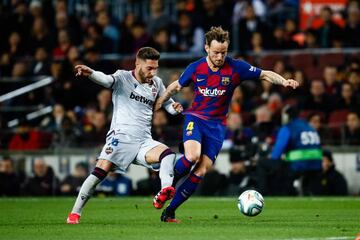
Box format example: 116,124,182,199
66,47,183,224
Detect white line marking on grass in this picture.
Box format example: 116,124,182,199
283,236,353,240
272,198,358,202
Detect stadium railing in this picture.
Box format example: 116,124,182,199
0,76,54,128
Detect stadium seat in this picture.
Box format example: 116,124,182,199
299,110,325,121
283,97,298,107
241,112,254,126
304,66,323,80
299,111,309,120
258,55,284,69
326,109,348,144
354,51,360,59
289,53,315,69
318,53,345,68
121,58,135,70
328,109,349,128
245,55,256,66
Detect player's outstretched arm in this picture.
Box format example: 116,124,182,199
155,80,183,111
74,64,114,88
259,70,299,89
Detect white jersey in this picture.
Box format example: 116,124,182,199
109,70,173,139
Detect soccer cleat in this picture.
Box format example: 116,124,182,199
161,207,180,223
153,186,175,209
66,213,80,224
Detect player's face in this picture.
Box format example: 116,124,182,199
205,40,229,68
136,59,159,83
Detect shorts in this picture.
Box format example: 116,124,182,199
182,114,226,162
98,131,162,173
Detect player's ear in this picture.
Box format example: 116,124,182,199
205,44,209,54
135,58,140,67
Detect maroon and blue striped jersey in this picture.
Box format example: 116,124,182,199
178,56,262,124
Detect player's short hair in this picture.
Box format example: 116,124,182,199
283,105,299,120
322,149,334,163
136,47,160,61
205,26,230,46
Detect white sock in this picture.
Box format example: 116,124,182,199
71,174,101,215
159,154,176,189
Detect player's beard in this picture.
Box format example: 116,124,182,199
209,56,224,68
138,68,152,84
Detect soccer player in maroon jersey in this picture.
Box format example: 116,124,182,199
155,26,298,222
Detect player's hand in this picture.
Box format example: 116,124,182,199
74,65,93,77
172,102,183,113
282,79,299,89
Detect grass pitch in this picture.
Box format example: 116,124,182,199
0,197,359,240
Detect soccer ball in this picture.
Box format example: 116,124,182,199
237,190,264,217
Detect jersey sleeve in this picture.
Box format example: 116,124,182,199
178,63,197,87
110,70,124,89
271,126,291,160
233,59,262,81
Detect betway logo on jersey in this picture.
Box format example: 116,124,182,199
197,87,226,97
130,92,153,106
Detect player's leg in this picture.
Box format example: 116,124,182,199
161,120,225,222
172,115,202,187
67,159,113,224
161,154,212,222
144,144,175,188
143,144,177,209
67,132,139,224
173,140,201,186
170,133,224,206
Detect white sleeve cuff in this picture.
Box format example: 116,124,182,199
163,102,178,115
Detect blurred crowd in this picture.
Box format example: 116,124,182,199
0,156,135,196
1,0,359,59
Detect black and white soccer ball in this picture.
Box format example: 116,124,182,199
237,190,264,217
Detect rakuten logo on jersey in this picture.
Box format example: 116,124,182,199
130,92,154,106
197,87,226,97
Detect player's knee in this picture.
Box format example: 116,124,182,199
185,153,200,163
193,158,213,176
193,167,207,177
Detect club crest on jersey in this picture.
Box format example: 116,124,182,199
221,77,230,85
152,86,157,97
186,131,192,136
105,147,113,154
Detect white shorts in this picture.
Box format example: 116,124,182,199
98,131,163,173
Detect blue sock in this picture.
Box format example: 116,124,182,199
172,156,194,186
169,173,203,211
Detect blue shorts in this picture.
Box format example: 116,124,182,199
182,114,226,162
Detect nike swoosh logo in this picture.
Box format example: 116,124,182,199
197,78,205,82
